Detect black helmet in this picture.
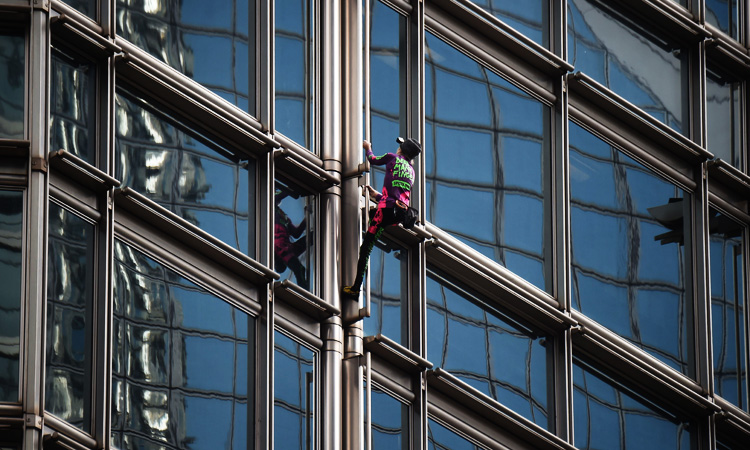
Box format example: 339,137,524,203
396,137,422,160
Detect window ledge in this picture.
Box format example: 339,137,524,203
708,159,750,198
49,149,120,192
274,280,340,319
427,368,576,450
364,334,432,374
114,187,278,284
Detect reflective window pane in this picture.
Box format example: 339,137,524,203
275,180,316,292
0,32,25,139
117,0,254,113
366,0,407,149
573,359,692,450
0,191,22,402
364,239,408,345
706,70,742,170
569,121,693,375
111,240,254,449
64,0,96,20
45,203,94,431
275,0,314,150
567,0,689,135
427,270,551,429
469,0,548,47
274,331,315,450
369,386,408,450
425,32,551,292
706,0,740,40
709,208,748,412
428,419,486,450
51,48,96,165
116,91,255,256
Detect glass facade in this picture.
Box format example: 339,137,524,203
45,202,94,431
569,121,693,375
425,32,551,292
709,208,748,412
0,191,22,403
274,330,315,450
0,31,24,139
275,0,314,150
427,270,551,429
111,239,254,449
5,0,750,449
50,48,96,165
573,359,692,450
568,0,689,135
115,91,255,255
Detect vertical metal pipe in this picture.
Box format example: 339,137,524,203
24,6,49,450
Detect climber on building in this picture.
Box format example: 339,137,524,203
343,136,422,296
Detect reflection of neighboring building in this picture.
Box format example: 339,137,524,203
1,0,750,450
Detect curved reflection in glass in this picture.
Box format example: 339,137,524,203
51,48,96,165
115,91,255,255
0,32,25,139
469,0,548,47
428,419,486,450
0,191,22,402
567,0,688,135
709,208,748,412
706,69,742,170
45,203,94,431
427,270,551,430
370,386,408,449
111,239,254,449
275,0,314,150
706,0,739,40
364,238,408,345
274,180,315,292
569,121,693,375
573,358,692,450
274,331,315,450
425,32,551,292
117,0,253,113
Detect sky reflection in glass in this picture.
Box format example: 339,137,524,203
469,0,548,47
709,208,748,412
115,91,255,256
568,0,688,135
706,70,742,170
111,239,253,449
569,121,693,375
274,330,315,450
428,419,486,450
364,239,408,345
425,32,550,292
706,0,740,40
427,270,550,430
370,386,408,450
574,360,692,450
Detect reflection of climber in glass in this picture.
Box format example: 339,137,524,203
344,137,421,296
275,189,309,290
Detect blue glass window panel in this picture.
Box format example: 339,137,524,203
569,122,692,375
46,203,94,430
567,0,688,135
51,49,96,164
274,331,315,450
274,181,315,291
0,32,25,139
425,32,550,292
371,387,408,450
115,92,254,256
469,0,547,47
0,191,22,402
427,271,550,429
428,419,486,450
275,0,313,150
574,361,692,450
365,241,407,345
706,0,740,40
117,0,253,114
706,73,742,169
111,240,253,449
